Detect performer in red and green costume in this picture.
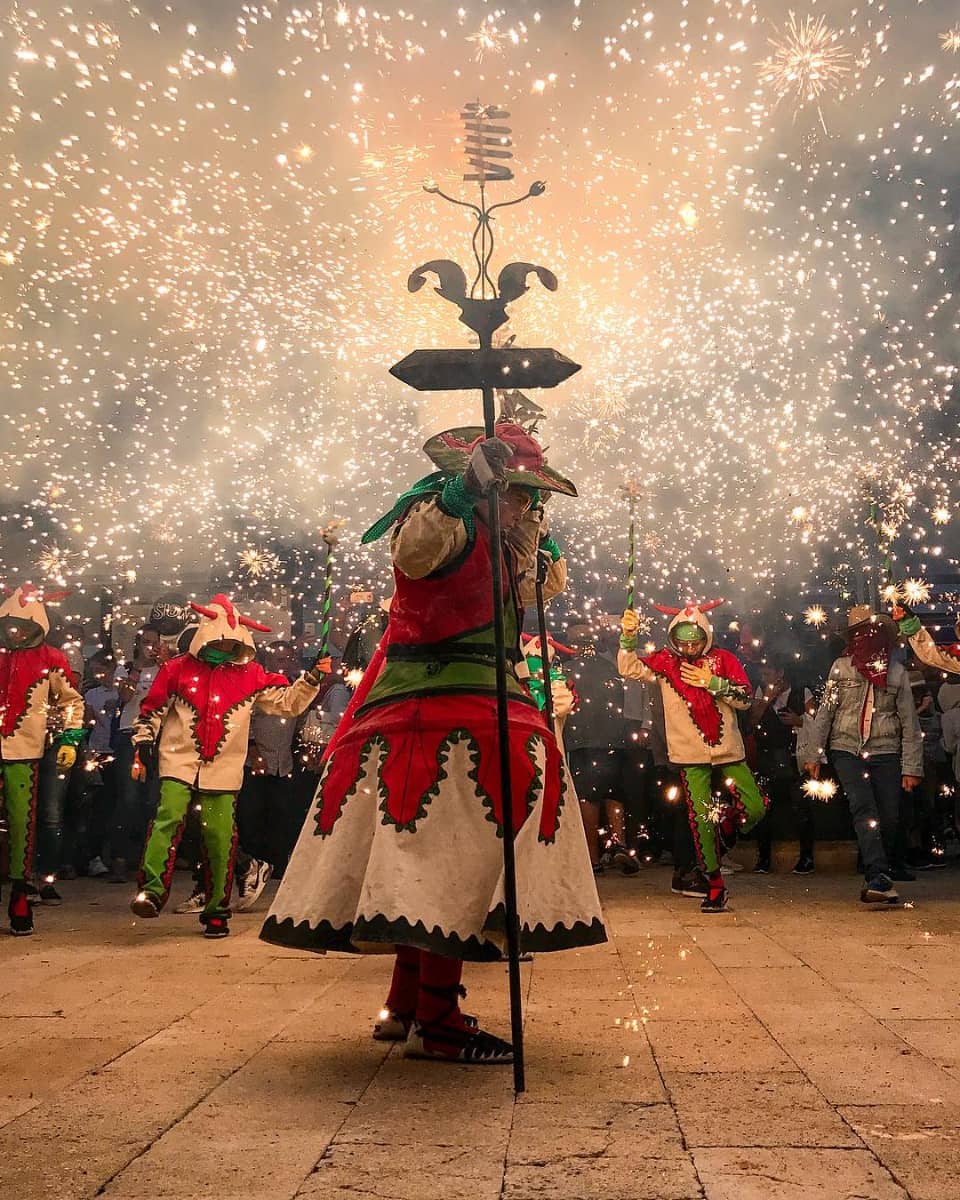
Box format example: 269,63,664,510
618,599,768,912
893,602,960,675
130,595,328,938
0,585,84,936
262,421,604,1064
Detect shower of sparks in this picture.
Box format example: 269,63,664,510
803,778,839,801
0,0,957,637
239,549,281,579
758,12,851,129
903,578,932,606
804,606,827,627
941,28,960,54
35,546,76,582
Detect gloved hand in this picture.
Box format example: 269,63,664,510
132,742,155,781
679,662,713,689
552,679,576,720
538,535,561,563
621,609,640,640
463,437,512,496
891,603,922,637
55,744,77,771
305,657,332,686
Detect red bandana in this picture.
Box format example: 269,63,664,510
848,626,890,689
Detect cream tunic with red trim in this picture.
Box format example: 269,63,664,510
133,656,319,792
618,608,751,766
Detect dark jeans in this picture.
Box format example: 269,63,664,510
236,770,299,873
111,732,158,865
620,741,665,858
831,750,901,881
36,746,68,878
755,752,815,861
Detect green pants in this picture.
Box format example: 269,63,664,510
0,761,40,886
679,762,768,876
139,780,238,920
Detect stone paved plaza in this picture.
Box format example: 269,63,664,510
2,866,960,1200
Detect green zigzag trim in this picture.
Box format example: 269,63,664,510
523,731,567,845
314,733,389,840
378,727,499,836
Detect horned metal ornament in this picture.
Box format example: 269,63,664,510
389,104,582,1094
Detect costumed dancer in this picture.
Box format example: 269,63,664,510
893,603,960,676
520,631,577,737
129,595,329,938
261,421,605,1065
802,606,922,905
618,600,768,912
0,585,84,936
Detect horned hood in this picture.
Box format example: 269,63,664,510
0,584,69,647
655,600,725,655
186,594,271,664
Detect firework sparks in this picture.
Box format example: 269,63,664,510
239,549,281,579
758,12,851,130
804,606,827,628
941,28,960,54
803,778,838,801
903,579,932,606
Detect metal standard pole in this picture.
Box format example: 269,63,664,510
481,373,526,1094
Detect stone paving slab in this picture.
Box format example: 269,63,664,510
3,868,960,1198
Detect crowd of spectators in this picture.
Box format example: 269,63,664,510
2,594,958,915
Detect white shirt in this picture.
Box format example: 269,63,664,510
113,663,159,731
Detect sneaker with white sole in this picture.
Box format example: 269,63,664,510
860,876,900,905
174,884,207,914
403,1025,513,1064
235,859,272,912
87,856,110,878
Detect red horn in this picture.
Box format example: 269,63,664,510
698,598,725,613
239,615,273,633
652,603,683,616
190,601,219,620
208,594,237,628
42,589,72,603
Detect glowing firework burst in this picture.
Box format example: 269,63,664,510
903,579,932,606
804,605,827,628
803,778,838,801
932,506,951,526
35,545,76,581
466,21,508,63
941,28,960,54
238,548,280,579
758,12,851,129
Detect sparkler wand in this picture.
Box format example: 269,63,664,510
391,102,581,1094
319,520,344,661
618,480,642,611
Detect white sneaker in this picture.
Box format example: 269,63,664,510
235,860,272,912
174,885,206,915
721,853,744,873
87,856,110,878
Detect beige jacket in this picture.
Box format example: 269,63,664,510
133,597,320,792
618,608,750,766
906,626,960,677
391,498,567,601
